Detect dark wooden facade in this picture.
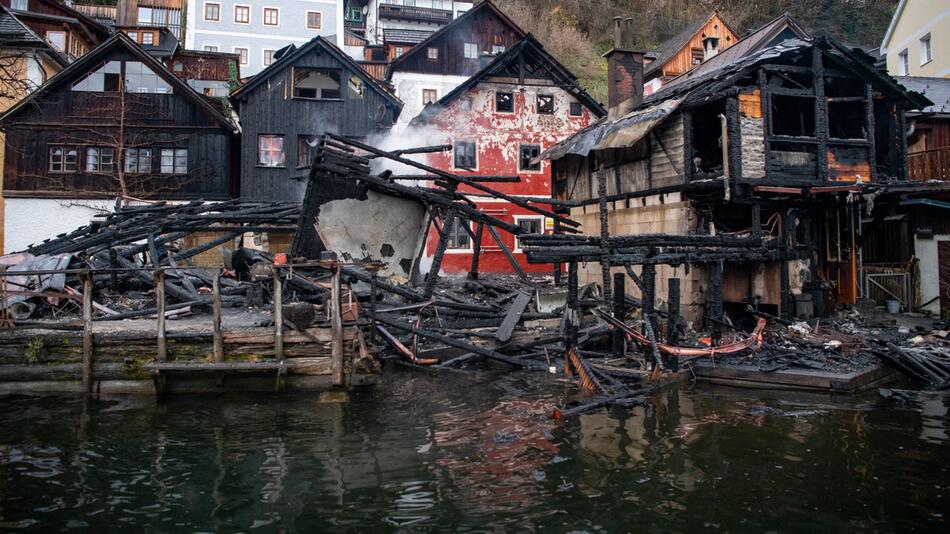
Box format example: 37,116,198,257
0,34,236,200
231,36,403,202
1,0,109,60
386,0,525,79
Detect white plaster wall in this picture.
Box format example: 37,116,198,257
914,233,950,315
391,71,469,130
3,198,116,254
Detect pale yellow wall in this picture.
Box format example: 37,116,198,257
883,0,950,77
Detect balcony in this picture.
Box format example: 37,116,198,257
908,147,950,181
378,4,453,25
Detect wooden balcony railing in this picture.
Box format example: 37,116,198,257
72,4,117,19
908,146,950,181
378,4,453,24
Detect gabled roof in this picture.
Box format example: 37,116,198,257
229,34,402,111
896,76,950,116
0,4,67,65
410,34,605,126
13,0,110,44
385,0,526,79
383,28,433,45
644,11,737,79
118,26,179,58
0,33,234,130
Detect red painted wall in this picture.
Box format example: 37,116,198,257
420,79,596,274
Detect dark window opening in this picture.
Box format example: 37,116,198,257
690,101,726,176
828,101,866,139
768,141,816,179
537,94,553,114
444,216,471,249
691,47,704,65
569,102,583,117
293,68,341,99
515,217,542,250
454,141,476,169
519,144,541,171
297,135,317,168
495,91,513,112
771,95,815,137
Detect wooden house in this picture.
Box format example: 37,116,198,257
230,35,403,203
408,35,604,275
0,0,109,61
0,33,237,252
540,18,929,326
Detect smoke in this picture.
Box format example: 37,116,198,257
365,125,448,176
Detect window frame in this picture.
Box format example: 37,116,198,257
263,49,275,66
920,33,932,66
233,4,250,24
160,148,188,175
495,91,514,113
898,49,909,76
297,135,317,169
84,147,115,174
463,42,478,59
124,148,152,174
45,30,66,52
443,215,473,252
291,67,343,100
422,88,438,105
203,2,221,22
257,134,286,168
306,11,322,30
427,47,439,61
48,145,78,173
11,0,28,11
140,31,154,46
569,101,583,117
203,45,219,52
234,47,249,66
513,216,544,253
453,140,477,171
519,144,542,173
262,7,279,27
536,94,554,114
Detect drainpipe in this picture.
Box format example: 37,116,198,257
719,113,730,201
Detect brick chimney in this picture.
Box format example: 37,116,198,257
604,17,645,120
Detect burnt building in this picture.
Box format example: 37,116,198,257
0,33,237,252
230,35,403,202
538,18,929,326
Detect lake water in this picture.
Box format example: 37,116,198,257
1,369,948,532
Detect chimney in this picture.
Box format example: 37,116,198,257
702,36,720,61
605,16,645,120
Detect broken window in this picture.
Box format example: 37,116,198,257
771,95,815,137
293,68,341,99
495,91,513,113
124,148,151,173
514,217,543,251
348,75,364,99
297,135,317,168
454,141,476,170
49,146,78,173
690,100,726,176
519,144,541,171
258,135,285,167
85,147,114,173
828,101,866,139
537,94,554,114
569,102,583,117
160,148,187,174
444,216,471,250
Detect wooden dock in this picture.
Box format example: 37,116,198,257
687,360,894,392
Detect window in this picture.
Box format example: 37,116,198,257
203,45,218,52
292,68,340,99
141,32,154,45
124,61,171,93
138,7,153,24
11,0,28,11
491,45,505,55
258,135,285,167
263,49,275,66
297,135,317,168
203,87,215,96
307,11,322,29
48,146,78,173
514,217,543,251
127,31,138,41
454,141,476,170
519,144,541,171
204,2,220,22
263,7,279,26
347,6,362,21
348,75,364,99
85,147,114,174
463,42,478,59
427,47,438,60
235,47,248,65
537,94,553,114
422,89,438,105
495,91,513,113
72,60,121,92
898,49,909,75
569,102,583,117
920,33,932,65
234,5,250,24
124,148,152,173
444,216,471,250
431,0,444,9
160,148,188,174
46,31,66,52
394,46,404,57
459,97,473,111
691,47,704,65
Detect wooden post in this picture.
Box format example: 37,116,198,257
273,267,284,360
331,264,344,386
597,163,611,302
468,222,484,280
565,262,578,377
667,277,680,372
81,272,93,393
641,263,657,366
154,270,166,361
369,273,378,343
486,223,528,283
612,272,625,356
709,261,723,344
212,270,223,363
424,207,454,297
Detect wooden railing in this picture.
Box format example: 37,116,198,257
358,61,389,81
72,4,117,19
908,146,950,181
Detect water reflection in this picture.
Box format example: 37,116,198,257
0,373,948,531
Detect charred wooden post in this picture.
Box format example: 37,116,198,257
331,265,344,387
212,271,223,363
813,46,829,181
273,267,284,360
682,110,694,183
758,69,772,173
108,249,118,291
612,272,626,357
725,96,743,195
641,263,657,361
155,270,167,362
424,207,455,298
553,219,563,285
667,277,681,372
751,202,762,240
709,261,723,344
865,83,877,182
81,272,93,393
369,273,378,344
565,262,579,377
780,210,793,320
468,222,484,280
597,164,612,301
486,224,528,283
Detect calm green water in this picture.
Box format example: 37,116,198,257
1,369,948,532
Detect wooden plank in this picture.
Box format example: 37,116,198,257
81,273,93,392
273,268,284,359
330,266,344,386
155,270,166,361
212,271,223,363
494,292,532,343
689,361,892,391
